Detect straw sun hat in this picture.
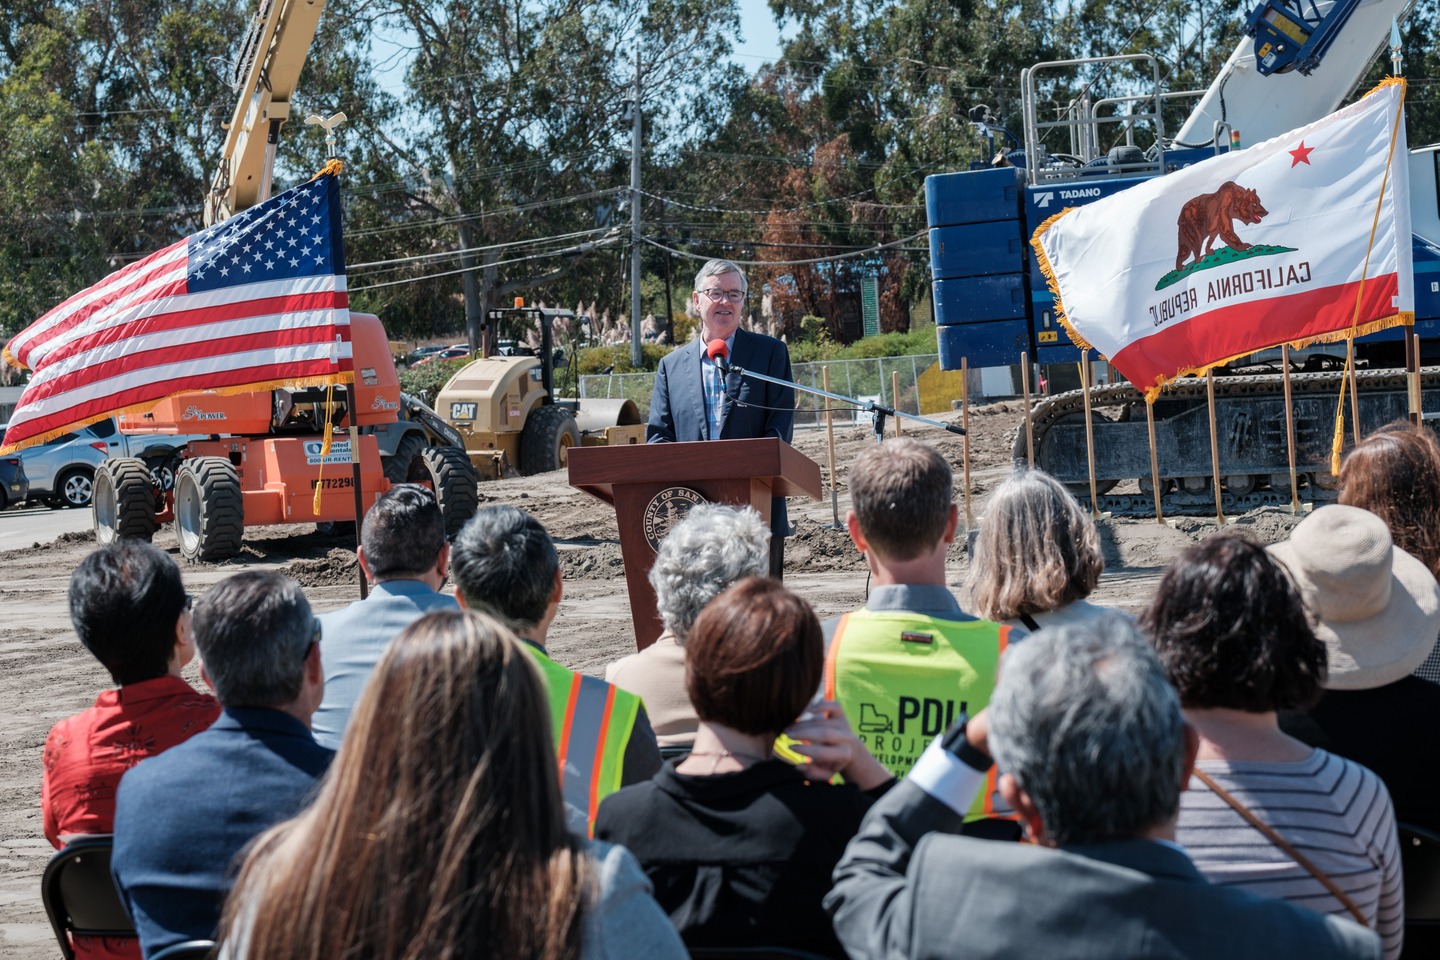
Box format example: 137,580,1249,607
1268,505,1440,691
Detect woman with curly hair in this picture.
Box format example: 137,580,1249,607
217,610,685,960
1144,534,1402,959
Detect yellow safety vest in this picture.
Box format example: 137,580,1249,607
527,647,641,836
824,609,1012,823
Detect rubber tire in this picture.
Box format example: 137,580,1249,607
94,459,158,546
519,404,580,476
54,467,95,508
383,431,426,485
418,445,480,539
174,457,244,563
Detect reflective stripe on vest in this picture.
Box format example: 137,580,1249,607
825,609,1013,823
529,648,640,836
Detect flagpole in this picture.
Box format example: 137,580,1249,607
1207,369,1226,525
346,384,367,600
1281,344,1301,515
1080,351,1100,518
1145,396,1164,525
961,357,973,531
1020,351,1036,468
1408,326,1421,425
1346,337,1362,445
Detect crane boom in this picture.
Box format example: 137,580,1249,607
204,0,328,226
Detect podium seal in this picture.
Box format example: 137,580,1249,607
642,486,707,551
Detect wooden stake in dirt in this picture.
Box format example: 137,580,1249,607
1020,351,1036,468
1408,327,1422,425
1206,369,1226,525
1347,337,1361,445
1079,352,1100,518
1145,397,1164,525
822,366,841,529
892,370,902,437
1281,344,1301,515
961,357,973,529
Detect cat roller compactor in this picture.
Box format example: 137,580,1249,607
434,305,645,479
927,0,1440,515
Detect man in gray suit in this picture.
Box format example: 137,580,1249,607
310,483,456,748
826,616,1381,960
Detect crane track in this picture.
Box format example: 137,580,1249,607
1015,368,1429,517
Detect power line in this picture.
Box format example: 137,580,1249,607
347,227,610,271
640,230,925,266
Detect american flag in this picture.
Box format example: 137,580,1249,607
0,172,351,453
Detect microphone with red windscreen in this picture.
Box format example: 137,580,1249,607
706,338,731,376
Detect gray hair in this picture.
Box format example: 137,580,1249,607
693,258,747,294
967,469,1103,621
449,505,557,633
648,504,770,639
988,614,1186,845
193,572,315,708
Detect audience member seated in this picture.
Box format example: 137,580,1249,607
1274,505,1440,836
217,609,686,960
111,572,333,957
596,577,893,958
605,504,770,748
311,483,456,748
826,438,1013,821
825,617,1383,960
42,542,220,960
1338,424,1440,683
1145,534,1401,957
450,505,660,833
967,468,1114,631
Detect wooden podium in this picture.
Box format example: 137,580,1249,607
568,438,823,650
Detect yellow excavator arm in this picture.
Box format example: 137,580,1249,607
204,0,328,226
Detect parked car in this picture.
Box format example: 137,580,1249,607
405,344,451,365
17,418,206,509
412,346,471,367
0,426,28,510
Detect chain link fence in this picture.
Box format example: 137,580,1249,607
579,354,939,430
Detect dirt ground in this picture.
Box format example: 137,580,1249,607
0,403,1308,957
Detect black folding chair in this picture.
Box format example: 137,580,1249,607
1399,822,1440,959
150,939,217,960
40,834,135,960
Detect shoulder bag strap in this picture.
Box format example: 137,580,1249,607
1191,767,1369,927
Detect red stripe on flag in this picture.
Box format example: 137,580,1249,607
20,326,348,406
10,242,188,363
35,290,348,368
1111,275,1400,389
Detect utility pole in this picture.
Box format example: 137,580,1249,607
447,160,483,354
628,48,644,368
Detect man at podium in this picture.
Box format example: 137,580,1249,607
646,258,795,575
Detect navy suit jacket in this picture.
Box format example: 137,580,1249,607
827,781,1381,960
646,328,794,445
312,580,458,749
111,707,334,957
647,329,795,533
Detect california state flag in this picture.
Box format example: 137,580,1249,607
1033,78,1411,400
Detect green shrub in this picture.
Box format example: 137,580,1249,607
398,357,471,401
576,343,673,375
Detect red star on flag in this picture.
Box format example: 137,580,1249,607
1289,141,1314,166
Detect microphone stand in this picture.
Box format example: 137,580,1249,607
720,360,966,442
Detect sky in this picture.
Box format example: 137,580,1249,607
370,0,791,100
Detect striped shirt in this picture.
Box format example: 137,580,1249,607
1177,750,1402,959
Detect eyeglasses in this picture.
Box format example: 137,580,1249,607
698,288,746,303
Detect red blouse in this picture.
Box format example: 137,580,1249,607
41,674,220,960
